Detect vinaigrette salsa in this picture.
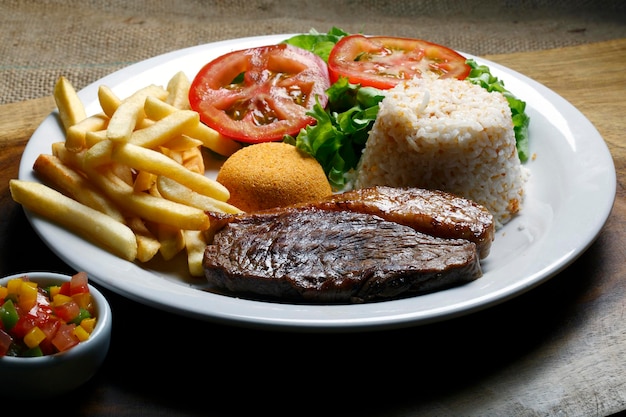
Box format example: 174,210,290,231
0,272,97,357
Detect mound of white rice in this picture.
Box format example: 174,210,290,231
353,75,527,228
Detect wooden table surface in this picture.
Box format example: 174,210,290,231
1,39,625,416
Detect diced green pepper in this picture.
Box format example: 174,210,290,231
69,308,92,325
0,299,19,331
22,345,44,357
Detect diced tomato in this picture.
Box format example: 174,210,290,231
70,271,89,295
39,319,61,355
10,314,36,340
0,329,13,356
51,323,79,352
189,43,331,143
327,34,471,89
58,281,71,296
53,299,81,323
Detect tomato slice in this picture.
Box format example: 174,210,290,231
189,43,331,143
327,34,471,89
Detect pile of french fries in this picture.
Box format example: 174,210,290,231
9,72,244,277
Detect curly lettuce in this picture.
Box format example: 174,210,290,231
285,78,384,190
282,27,349,62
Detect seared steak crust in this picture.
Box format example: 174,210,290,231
204,207,482,304
269,186,494,259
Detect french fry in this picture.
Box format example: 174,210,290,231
143,96,242,157
163,135,203,152
84,130,108,148
87,168,210,231
180,146,205,174
156,175,242,214
110,161,134,186
33,154,125,223
111,142,230,201
83,139,115,168
106,84,168,143
65,113,109,152
52,142,85,172
154,223,185,261
183,229,207,277
133,170,156,192
98,85,122,118
54,76,87,132
165,71,191,110
9,179,137,261
126,217,161,262
129,109,199,149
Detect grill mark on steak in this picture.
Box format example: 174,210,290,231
256,186,494,259
204,207,482,304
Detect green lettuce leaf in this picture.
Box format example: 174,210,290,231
282,27,350,62
285,78,385,190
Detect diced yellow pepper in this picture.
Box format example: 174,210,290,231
73,324,90,342
18,281,38,311
72,292,92,310
0,286,7,300
6,278,23,295
24,326,47,348
52,293,73,307
80,317,97,334
49,285,61,298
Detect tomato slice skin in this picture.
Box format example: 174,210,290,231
327,34,471,89
189,43,331,143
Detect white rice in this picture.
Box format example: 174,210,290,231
353,75,527,228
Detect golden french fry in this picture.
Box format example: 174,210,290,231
52,142,84,173
98,85,122,118
133,170,156,192
154,223,185,261
187,122,242,157
111,142,230,201
87,169,210,230
163,135,203,152
106,84,168,143
65,113,109,152
143,96,242,157
143,96,176,121
129,110,199,149
156,176,242,214
9,179,137,261
84,130,108,148
33,154,125,223
180,146,205,174
54,76,87,132
165,71,191,110
183,229,206,277
126,217,161,262
83,139,114,168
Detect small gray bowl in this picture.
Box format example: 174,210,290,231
0,272,112,399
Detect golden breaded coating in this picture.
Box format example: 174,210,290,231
216,142,332,212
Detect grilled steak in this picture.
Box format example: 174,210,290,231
259,186,494,259
204,207,482,304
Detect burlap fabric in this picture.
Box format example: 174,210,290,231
2,0,625,105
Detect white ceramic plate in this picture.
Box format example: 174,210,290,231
18,34,616,332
